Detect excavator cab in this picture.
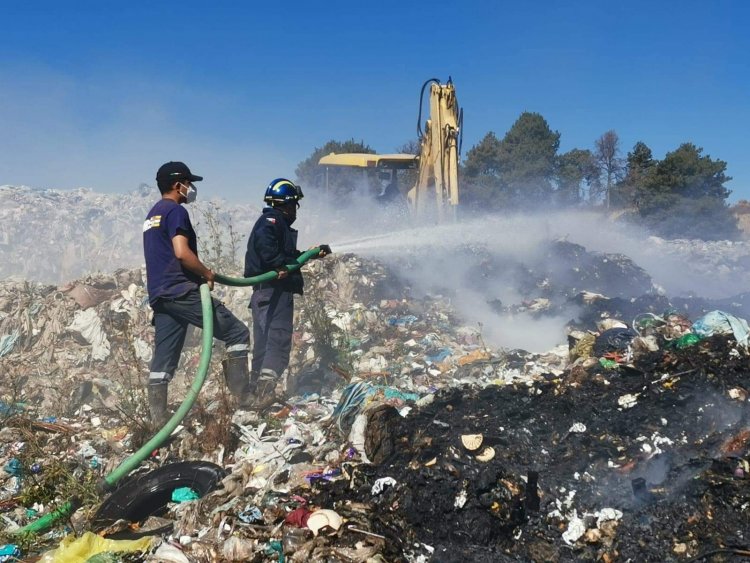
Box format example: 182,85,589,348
318,78,462,223
318,153,419,204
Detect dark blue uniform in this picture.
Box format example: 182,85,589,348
244,207,302,377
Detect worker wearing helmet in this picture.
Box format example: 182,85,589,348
144,162,253,425
244,178,330,409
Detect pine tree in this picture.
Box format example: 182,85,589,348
497,112,560,206
636,143,738,240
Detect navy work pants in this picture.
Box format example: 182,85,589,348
149,289,250,384
250,288,294,376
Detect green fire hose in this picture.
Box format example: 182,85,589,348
14,248,323,536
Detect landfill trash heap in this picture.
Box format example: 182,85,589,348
0,244,749,562
0,185,261,284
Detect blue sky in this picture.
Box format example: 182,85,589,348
1,0,748,201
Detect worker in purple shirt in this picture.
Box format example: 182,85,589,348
143,161,251,425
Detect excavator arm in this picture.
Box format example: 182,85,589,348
408,78,462,221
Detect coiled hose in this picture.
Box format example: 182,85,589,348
14,248,323,536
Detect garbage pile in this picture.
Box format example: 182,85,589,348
642,235,750,281
0,185,261,284
1,244,749,562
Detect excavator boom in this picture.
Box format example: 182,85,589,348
408,79,461,221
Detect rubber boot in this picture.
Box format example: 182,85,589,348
254,368,280,411
222,355,254,408
249,370,260,392
148,383,169,428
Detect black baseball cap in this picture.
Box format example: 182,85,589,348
156,161,203,183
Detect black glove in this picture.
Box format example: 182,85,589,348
318,244,332,257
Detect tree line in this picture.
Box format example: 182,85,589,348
297,112,739,240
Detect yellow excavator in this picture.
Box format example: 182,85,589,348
318,78,463,222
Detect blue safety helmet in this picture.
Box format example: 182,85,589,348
264,178,304,206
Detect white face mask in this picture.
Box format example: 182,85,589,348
179,182,197,204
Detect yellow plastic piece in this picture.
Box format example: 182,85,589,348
457,349,492,366
38,532,153,562
475,446,496,462
461,434,483,451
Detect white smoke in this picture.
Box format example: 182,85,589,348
299,194,750,351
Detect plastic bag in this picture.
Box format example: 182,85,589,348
171,487,200,503
38,532,152,563
593,328,637,357
674,333,701,349
692,310,750,347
